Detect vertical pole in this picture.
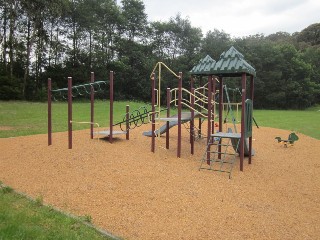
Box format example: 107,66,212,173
68,77,72,149
90,72,94,139
240,73,246,171
218,78,224,159
109,71,114,143
191,87,195,155
211,77,216,134
48,78,52,146
166,88,170,149
198,76,202,138
249,75,254,164
190,76,194,144
126,105,130,140
206,75,212,164
151,73,156,153
177,72,182,158
190,76,194,89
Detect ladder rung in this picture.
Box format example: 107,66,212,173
206,160,234,164
216,143,231,147
206,152,237,156
199,167,231,174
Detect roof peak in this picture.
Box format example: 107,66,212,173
219,46,244,60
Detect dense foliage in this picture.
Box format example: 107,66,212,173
0,0,319,109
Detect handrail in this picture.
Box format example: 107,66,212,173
150,62,180,79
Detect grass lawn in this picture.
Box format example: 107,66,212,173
254,108,320,140
0,100,151,138
1,100,319,139
0,184,115,240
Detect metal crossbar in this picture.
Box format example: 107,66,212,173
51,81,107,100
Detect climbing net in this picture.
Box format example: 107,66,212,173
51,81,107,101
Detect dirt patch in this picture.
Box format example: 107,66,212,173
0,123,320,239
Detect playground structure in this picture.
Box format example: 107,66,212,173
148,62,219,158
47,71,152,149
145,47,256,175
275,132,299,147
47,46,256,177
192,48,256,174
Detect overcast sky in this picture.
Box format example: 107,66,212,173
143,0,320,37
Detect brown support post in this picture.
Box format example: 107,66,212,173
190,76,194,89
198,76,202,138
177,72,182,158
249,75,254,164
166,88,170,149
68,77,72,149
151,73,156,153
240,73,247,171
211,77,216,134
48,78,52,146
90,72,94,139
191,87,195,155
218,78,224,159
219,78,223,133
190,76,194,144
126,105,130,140
206,75,212,164
109,71,113,143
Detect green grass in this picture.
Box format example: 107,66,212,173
0,101,319,139
253,108,320,139
0,185,115,240
0,100,151,138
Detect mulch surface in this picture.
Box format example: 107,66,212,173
1,123,320,239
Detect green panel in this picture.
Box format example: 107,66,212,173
245,99,253,138
190,55,216,75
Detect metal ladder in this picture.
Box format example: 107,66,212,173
199,132,241,179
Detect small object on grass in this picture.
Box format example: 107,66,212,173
275,132,299,147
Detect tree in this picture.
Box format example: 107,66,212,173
297,23,320,46
201,29,231,60
121,0,147,42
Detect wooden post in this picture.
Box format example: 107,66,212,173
249,75,254,164
240,73,247,171
151,73,156,153
90,72,94,139
207,75,212,164
191,87,195,155
198,76,202,138
48,78,52,146
126,105,130,140
109,71,113,143
166,88,170,149
218,77,224,159
68,77,72,149
211,76,216,134
177,72,182,158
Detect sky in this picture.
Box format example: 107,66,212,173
142,0,320,37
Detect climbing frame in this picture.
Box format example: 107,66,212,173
199,132,241,179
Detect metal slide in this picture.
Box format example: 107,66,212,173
143,112,196,137
142,121,179,137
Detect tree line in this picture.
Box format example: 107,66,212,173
0,0,319,109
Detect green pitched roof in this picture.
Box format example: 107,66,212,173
208,46,256,77
190,55,216,76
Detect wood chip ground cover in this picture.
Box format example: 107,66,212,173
0,123,319,239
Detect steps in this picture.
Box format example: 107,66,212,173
199,132,241,179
